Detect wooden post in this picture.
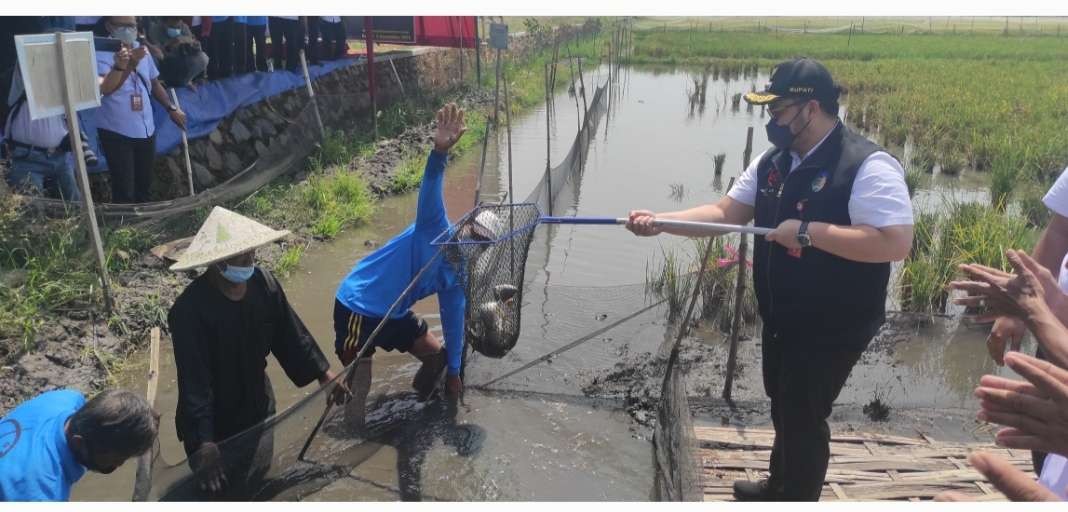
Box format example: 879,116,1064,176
364,17,378,139
567,48,581,132
474,16,482,87
170,89,195,196
55,33,113,313
503,66,516,274
722,126,755,403
545,62,553,216
298,49,326,140
576,56,588,126
132,327,160,501
473,48,502,208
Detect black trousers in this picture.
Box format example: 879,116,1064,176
98,129,156,203
232,21,248,75
246,24,268,72
306,17,322,64
269,17,304,72
210,18,234,78
320,20,347,60
761,326,868,501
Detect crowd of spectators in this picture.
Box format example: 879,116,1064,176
0,16,349,204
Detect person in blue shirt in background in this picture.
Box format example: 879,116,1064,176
96,16,187,203
0,389,158,501
334,104,470,429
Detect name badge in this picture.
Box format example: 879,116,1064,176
131,93,144,112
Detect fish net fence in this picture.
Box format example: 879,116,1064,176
139,72,703,501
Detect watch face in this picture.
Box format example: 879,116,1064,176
797,233,812,247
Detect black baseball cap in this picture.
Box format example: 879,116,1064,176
744,58,840,106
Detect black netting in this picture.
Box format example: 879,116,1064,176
434,203,541,359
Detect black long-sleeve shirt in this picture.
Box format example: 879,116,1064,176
167,267,328,455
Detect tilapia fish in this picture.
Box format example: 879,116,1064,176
467,284,519,358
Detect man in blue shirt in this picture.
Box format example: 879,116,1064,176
0,389,158,501
335,104,468,428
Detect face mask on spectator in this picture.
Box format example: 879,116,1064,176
166,27,181,38
111,26,137,45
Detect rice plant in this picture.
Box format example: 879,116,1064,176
713,153,727,176
899,199,1036,314
938,151,967,176
904,166,923,199
645,247,695,323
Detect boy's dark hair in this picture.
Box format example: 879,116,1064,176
68,389,159,457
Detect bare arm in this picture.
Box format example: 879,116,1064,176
806,223,914,263
1033,213,1068,279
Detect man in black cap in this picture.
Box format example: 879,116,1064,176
627,58,914,501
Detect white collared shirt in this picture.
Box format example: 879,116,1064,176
727,121,914,228
4,69,68,148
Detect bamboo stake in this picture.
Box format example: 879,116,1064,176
298,49,325,139
132,327,161,501
473,48,502,208
55,33,113,313
169,89,194,196
722,126,755,403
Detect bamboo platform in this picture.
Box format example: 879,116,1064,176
696,425,1035,501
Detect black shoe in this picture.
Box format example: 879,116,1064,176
733,479,781,501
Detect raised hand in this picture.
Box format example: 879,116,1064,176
949,249,1051,322
433,103,467,153
976,352,1068,459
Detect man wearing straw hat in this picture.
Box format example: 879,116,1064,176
166,206,348,496
627,58,914,501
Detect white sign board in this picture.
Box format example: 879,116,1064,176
14,32,101,121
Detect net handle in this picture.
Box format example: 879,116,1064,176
540,216,772,236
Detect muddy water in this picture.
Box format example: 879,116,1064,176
78,65,1017,500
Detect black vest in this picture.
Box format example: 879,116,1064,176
752,123,892,346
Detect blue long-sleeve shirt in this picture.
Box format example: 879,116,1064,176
335,150,465,375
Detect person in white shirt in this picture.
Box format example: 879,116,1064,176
626,58,913,501
3,68,80,201
977,165,1068,494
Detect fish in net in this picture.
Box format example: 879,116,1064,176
434,203,542,358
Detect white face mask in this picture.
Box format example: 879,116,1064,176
110,26,137,45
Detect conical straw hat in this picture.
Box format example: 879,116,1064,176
170,206,290,271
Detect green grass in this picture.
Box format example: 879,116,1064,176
274,244,306,277
0,196,160,355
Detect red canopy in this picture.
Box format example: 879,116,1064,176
413,16,477,48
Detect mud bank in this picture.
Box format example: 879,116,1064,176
581,312,1009,445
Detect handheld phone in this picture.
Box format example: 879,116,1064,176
93,36,123,53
